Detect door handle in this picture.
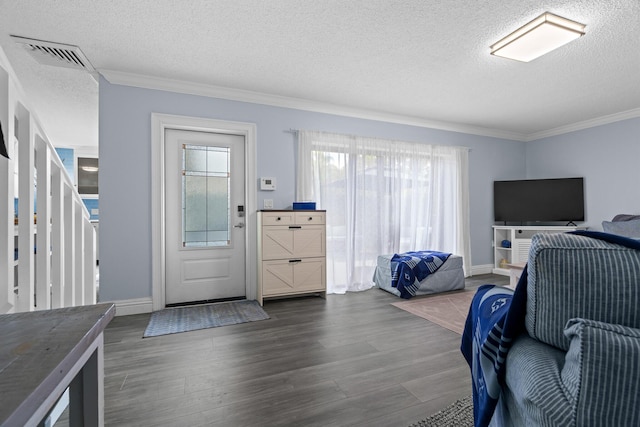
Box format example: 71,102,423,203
234,223,245,228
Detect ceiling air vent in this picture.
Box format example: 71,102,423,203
10,35,95,72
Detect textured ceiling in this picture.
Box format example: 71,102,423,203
0,0,639,148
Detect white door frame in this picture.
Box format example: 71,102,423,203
151,113,257,311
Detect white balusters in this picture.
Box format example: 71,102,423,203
0,60,96,314
16,106,34,312
35,135,51,310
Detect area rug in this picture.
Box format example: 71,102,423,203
409,395,473,427
391,290,474,335
143,300,269,338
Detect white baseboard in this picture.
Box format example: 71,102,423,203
107,297,153,316
471,264,494,276
105,265,496,314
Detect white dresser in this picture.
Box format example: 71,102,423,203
257,210,326,305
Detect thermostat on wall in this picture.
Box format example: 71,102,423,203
260,177,276,190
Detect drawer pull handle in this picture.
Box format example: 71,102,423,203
308,217,313,221
289,226,302,229
289,259,302,263
276,217,281,221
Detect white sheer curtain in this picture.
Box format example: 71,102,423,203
296,130,471,294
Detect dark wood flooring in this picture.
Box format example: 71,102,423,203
103,274,508,427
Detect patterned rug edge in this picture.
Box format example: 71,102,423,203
143,299,270,338
409,395,473,427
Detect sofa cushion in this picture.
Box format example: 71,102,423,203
563,318,640,427
602,218,640,238
495,319,640,427
493,334,573,426
526,232,640,351
611,214,640,222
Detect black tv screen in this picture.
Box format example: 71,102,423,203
494,177,584,223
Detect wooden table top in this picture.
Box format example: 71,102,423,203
0,303,115,426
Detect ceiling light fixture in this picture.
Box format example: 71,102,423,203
491,12,586,62
81,166,99,172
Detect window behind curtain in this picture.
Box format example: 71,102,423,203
297,130,471,294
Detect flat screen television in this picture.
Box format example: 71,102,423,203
494,177,584,224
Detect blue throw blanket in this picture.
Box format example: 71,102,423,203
460,231,640,427
390,251,451,299
460,278,525,427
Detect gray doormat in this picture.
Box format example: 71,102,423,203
410,395,473,427
143,299,269,337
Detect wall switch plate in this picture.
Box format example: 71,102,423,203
263,199,274,209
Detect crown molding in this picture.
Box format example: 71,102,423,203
526,107,640,141
99,69,527,141
100,69,640,143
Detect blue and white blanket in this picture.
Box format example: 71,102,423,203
460,230,640,427
460,279,524,427
390,251,451,299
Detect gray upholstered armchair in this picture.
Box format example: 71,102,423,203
490,232,640,426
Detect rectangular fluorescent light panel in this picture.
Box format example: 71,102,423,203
491,12,585,62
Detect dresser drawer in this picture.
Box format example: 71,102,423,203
261,225,325,260
262,257,326,296
261,211,295,226
294,211,325,225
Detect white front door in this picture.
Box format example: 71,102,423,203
164,128,246,305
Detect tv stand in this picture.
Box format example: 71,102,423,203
492,225,586,276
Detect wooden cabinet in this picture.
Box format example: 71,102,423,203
257,210,326,305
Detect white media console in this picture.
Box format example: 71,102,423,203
492,225,586,275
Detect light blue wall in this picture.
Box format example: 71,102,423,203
526,118,640,230
98,77,525,301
